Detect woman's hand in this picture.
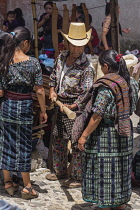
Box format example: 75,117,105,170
122,28,131,34
40,112,48,124
44,13,50,20
78,136,87,151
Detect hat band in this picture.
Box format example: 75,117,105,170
68,34,87,40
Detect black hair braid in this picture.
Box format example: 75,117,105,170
0,33,15,75
105,2,110,16
118,57,132,106
118,57,130,87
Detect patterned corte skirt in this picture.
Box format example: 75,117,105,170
53,97,77,140
0,98,33,172
82,120,133,208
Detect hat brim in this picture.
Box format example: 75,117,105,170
61,28,92,46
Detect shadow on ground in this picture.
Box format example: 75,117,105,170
71,203,97,210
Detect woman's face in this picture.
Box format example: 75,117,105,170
44,4,53,15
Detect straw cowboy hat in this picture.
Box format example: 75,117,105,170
61,22,92,46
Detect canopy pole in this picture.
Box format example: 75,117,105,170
110,0,120,52
52,3,59,58
31,0,39,58
82,3,94,55
71,4,76,22
62,4,69,50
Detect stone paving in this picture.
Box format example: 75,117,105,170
0,114,140,210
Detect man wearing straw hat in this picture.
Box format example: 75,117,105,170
47,22,94,188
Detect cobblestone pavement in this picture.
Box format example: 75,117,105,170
0,114,140,210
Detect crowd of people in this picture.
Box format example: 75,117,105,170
0,1,140,210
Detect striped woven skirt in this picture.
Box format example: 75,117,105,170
82,120,133,208
0,98,33,172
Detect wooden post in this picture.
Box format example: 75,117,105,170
31,0,39,59
82,3,94,55
52,3,59,58
115,1,120,53
71,4,76,22
0,0,7,30
62,4,69,50
110,0,119,52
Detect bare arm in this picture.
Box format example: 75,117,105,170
0,89,4,97
35,85,47,123
37,19,46,29
78,113,102,151
37,14,50,29
101,31,109,50
101,15,111,50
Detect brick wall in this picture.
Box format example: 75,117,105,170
0,0,7,30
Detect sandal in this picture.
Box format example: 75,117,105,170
45,173,68,181
4,181,15,196
21,186,39,200
61,179,81,188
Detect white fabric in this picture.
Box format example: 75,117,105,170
58,64,69,94
123,54,138,70
86,54,104,81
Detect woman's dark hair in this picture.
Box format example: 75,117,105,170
7,11,15,16
105,2,110,16
76,13,85,23
89,14,92,25
0,26,32,75
14,8,23,18
76,13,92,25
99,49,132,105
44,1,53,9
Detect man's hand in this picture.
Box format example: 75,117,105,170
49,90,57,102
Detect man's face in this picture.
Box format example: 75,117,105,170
69,43,85,59
44,5,53,15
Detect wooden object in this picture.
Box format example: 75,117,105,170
71,4,76,22
31,0,39,58
32,124,48,130
62,4,69,50
82,3,94,55
53,97,76,119
110,0,119,52
52,3,59,58
0,0,7,29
